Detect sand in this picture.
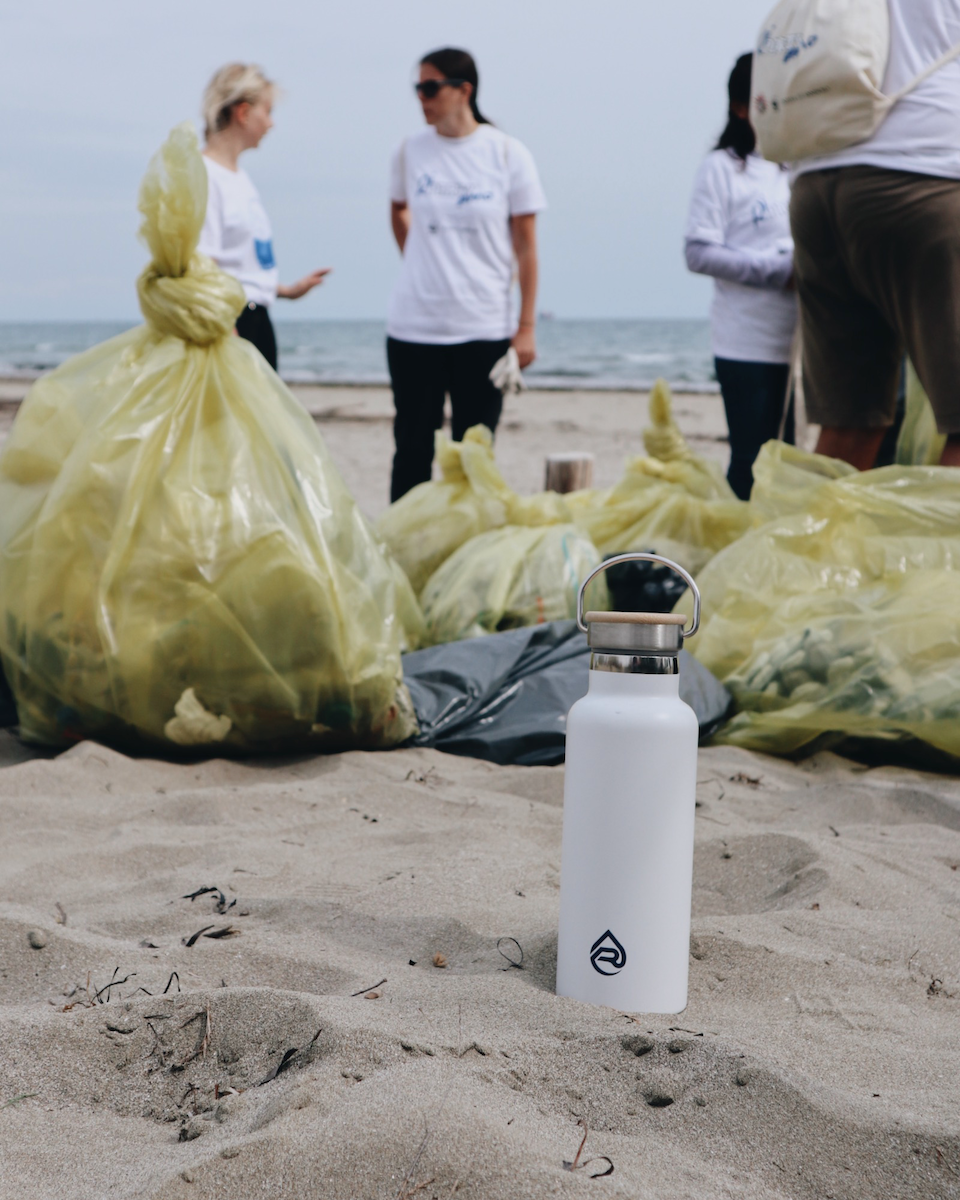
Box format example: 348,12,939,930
0,377,820,524
286,385,738,520
1,737,959,1199
0,377,822,522
0,379,955,1199
0,379,737,523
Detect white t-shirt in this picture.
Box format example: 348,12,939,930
685,149,797,364
387,125,547,344
197,157,279,307
795,0,960,180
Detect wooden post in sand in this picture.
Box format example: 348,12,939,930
544,453,594,494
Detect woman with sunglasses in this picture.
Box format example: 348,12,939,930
198,63,331,371
387,47,547,501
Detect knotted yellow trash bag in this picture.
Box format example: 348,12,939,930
375,426,514,596
678,442,960,764
420,524,604,645
570,381,750,575
0,123,418,752
375,424,572,596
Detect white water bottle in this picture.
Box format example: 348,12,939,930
556,553,701,1014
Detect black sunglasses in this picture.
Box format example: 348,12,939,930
414,78,466,99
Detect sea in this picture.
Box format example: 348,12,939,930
0,318,717,392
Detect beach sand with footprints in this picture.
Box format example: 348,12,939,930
0,729,958,1197
0,383,956,1199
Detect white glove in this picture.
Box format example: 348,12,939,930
488,346,526,396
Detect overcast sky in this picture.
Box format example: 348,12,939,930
3,0,776,322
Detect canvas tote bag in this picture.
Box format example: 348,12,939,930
751,0,960,162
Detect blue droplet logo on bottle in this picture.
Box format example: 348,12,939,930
590,930,627,975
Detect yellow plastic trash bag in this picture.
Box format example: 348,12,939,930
571,380,750,575
375,424,572,595
895,361,947,467
507,487,573,528
679,452,960,763
0,123,418,752
420,524,604,645
375,426,514,596
747,439,857,523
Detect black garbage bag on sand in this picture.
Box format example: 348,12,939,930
402,619,731,767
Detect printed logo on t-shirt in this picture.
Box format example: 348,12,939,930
254,239,275,269
751,195,790,227
751,199,771,226
415,172,496,206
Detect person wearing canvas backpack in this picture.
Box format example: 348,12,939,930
764,0,960,468
684,53,798,500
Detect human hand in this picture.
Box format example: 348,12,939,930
512,326,536,369
278,269,332,300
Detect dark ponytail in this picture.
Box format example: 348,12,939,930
420,47,490,125
715,52,755,163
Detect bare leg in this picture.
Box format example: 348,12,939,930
939,434,960,466
814,426,887,470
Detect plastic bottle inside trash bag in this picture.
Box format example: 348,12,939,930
556,553,701,1014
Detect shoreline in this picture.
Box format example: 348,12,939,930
0,374,720,395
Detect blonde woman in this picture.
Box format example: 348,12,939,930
198,63,330,370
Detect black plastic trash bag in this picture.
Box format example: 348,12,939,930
402,619,731,766
604,552,689,614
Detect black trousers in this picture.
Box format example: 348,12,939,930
387,336,510,502
714,357,794,501
236,301,278,371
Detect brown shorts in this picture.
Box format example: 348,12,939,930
791,166,960,433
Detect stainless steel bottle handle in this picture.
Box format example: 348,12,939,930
576,552,701,639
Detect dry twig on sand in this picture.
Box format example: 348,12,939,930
395,1129,430,1200
563,1118,614,1178
351,978,387,997
176,1004,212,1067
183,885,220,901
397,1178,435,1199
257,1028,322,1086
182,885,237,915
93,966,136,1004
183,925,215,947
183,925,239,946
497,937,524,970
